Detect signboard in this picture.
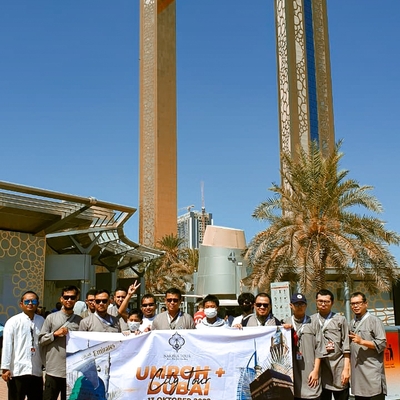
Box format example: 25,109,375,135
270,282,291,321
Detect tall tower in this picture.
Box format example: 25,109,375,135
139,0,177,247
275,0,335,159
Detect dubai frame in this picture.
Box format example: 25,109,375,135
139,0,335,247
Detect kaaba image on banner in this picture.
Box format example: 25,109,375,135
250,368,294,400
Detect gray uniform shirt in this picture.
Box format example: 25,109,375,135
39,311,82,378
349,312,387,397
151,311,195,330
284,315,322,399
245,314,281,327
311,312,350,391
79,312,120,332
107,305,128,331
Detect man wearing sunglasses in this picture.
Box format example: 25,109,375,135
151,288,195,330
1,290,45,400
39,285,82,400
79,289,121,332
117,281,157,332
232,292,255,327
244,292,281,327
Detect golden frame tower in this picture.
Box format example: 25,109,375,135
275,0,335,159
139,0,177,247
138,0,335,246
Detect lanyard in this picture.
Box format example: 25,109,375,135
318,312,333,332
292,315,307,335
168,311,182,329
257,313,273,326
352,312,370,333
95,312,116,328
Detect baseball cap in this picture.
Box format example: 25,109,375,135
290,293,307,304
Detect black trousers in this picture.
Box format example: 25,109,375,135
321,387,349,400
354,393,385,400
43,374,66,400
7,375,43,400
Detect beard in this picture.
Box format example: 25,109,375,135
242,305,253,312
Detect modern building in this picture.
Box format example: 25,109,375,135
177,210,213,249
196,226,249,299
0,181,162,324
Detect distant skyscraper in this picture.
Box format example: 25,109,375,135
275,0,335,159
177,211,213,249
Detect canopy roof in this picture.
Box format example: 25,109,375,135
0,181,163,271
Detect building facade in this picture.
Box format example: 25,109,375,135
177,210,213,249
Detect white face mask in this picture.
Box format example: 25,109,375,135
128,321,141,331
204,308,218,319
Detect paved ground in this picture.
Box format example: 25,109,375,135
0,379,7,400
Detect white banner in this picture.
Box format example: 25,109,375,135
66,327,293,400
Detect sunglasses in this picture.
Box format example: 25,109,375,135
142,303,155,307
95,299,108,304
166,298,180,303
242,301,253,305
23,299,38,305
255,303,270,308
62,295,77,301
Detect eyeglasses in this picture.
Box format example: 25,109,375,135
293,303,307,307
255,303,270,308
23,299,38,306
142,303,155,307
317,300,331,305
62,295,77,301
166,298,180,303
350,301,365,307
242,301,253,305
95,299,108,304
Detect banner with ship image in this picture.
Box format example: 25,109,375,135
66,327,293,400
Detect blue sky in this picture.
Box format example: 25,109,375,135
1,1,400,259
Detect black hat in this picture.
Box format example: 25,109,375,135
290,293,307,304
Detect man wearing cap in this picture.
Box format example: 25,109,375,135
283,293,321,400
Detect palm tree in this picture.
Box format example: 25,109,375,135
145,234,197,294
243,140,400,294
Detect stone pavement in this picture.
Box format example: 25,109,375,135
0,379,7,400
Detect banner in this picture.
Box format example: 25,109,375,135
66,327,293,400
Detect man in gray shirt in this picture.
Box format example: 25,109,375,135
151,288,195,330
283,293,321,400
311,289,350,400
79,289,121,332
244,293,281,327
39,285,82,400
349,291,386,400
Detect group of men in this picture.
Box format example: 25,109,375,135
283,289,387,400
0,285,387,400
